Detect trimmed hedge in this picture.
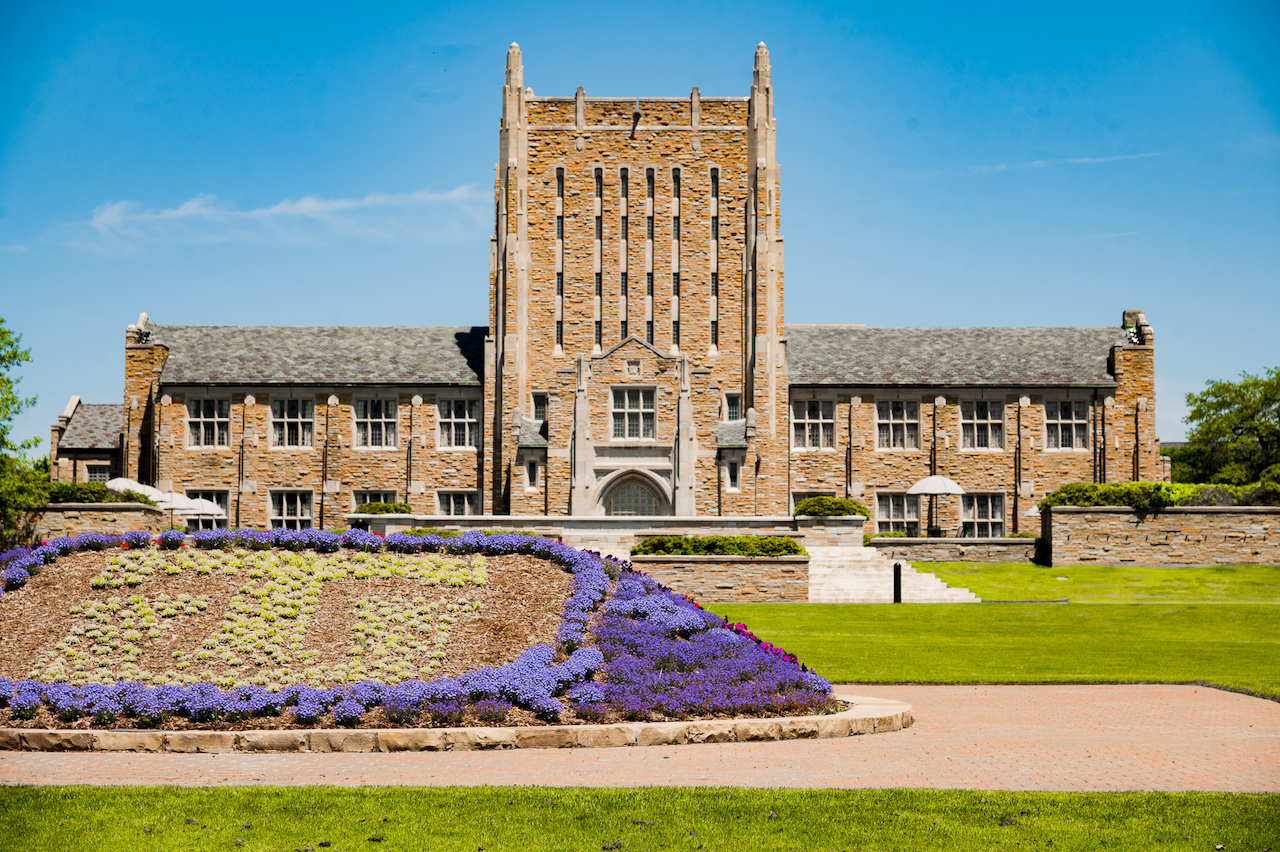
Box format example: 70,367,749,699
631,535,806,557
355,502,412,515
47,483,157,506
792,496,869,518
1039,481,1280,511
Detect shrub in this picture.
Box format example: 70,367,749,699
863,530,909,547
405,528,463,539
47,483,157,506
1039,482,1190,512
631,535,805,557
355,502,411,515
792,496,869,517
1179,486,1238,507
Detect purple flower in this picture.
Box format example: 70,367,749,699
158,530,186,550
121,530,152,549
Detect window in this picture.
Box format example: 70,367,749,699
595,216,602,240
556,321,563,346
876,494,920,535
86,465,111,483
438,399,479,448
270,491,312,530
620,320,628,339
672,321,680,348
621,217,628,240
187,399,230,447
526,459,540,490
356,399,398,448
607,480,659,516
711,216,718,239
647,216,654,239
594,168,602,198
646,321,654,344
726,394,741,421
186,490,229,531
710,167,719,197
556,272,564,295
595,321,602,348
961,494,1005,537
532,393,548,421
646,168,654,198
876,401,920,449
271,399,314,447
646,272,654,295
1046,401,1090,450
672,272,679,295
672,216,680,240
620,168,629,198
672,169,681,198
355,491,397,508
439,492,477,516
960,401,1004,450
711,320,719,347
621,271,628,294
556,169,564,198
556,216,564,240
726,459,741,491
612,388,655,439
792,400,835,449
711,272,718,296
595,272,602,295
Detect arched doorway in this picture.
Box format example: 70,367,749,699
605,479,662,516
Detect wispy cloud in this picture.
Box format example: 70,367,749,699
906,151,1171,180
0,244,27,253
67,186,488,254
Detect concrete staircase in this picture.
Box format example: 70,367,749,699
807,546,981,603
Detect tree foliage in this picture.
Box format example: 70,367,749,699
1173,367,1280,485
0,318,47,546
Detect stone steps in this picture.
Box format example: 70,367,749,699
807,546,980,604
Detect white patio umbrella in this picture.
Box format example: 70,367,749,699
175,498,226,517
906,475,966,536
105,477,165,502
905,475,966,496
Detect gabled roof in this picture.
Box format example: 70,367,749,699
785,326,1129,388
60,404,124,450
148,324,486,386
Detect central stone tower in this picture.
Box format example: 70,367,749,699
483,43,789,517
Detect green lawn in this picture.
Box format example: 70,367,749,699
923,561,1280,603
711,604,1280,699
2,787,1275,852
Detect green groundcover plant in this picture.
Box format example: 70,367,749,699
46,482,157,506
1039,481,1279,511
792,496,870,517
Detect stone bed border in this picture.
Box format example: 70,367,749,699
0,696,911,753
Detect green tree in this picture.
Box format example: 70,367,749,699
1177,367,1280,485
0,318,48,545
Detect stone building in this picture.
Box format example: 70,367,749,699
51,43,1162,535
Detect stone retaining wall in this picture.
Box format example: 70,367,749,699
0,697,912,753
357,514,865,560
627,554,810,603
25,503,165,541
1043,506,1280,566
870,537,1038,563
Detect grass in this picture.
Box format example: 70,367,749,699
715,561,1280,699
1,786,1276,852
922,561,1280,603
713,603,1280,699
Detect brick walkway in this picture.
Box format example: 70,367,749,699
1,685,1276,792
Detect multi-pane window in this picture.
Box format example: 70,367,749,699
270,491,312,530
532,393,548,421
621,320,628,339
876,401,920,449
595,272,602,295
711,320,719,347
187,399,230,447
646,272,654,295
960,401,1004,450
792,400,835,449
646,321,654,344
355,491,396,507
876,494,920,535
86,465,111,483
438,399,479,448
556,321,563,346
961,494,1005,537
612,388,655,439
271,399,314,447
595,321,603,348
1046,401,1090,450
186,489,229,531
726,394,742,421
355,399,398,448
439,492,477,516
672,320,680,347
711,272,718,296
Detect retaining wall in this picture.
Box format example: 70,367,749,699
870,537,1038,563
1043,506,1280,566
628,555,810,603
25,503,165,541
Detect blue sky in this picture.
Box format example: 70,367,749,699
2,0,1277,449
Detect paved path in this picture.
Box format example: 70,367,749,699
1,685,1276,792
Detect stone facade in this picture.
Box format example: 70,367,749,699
1043,506,1280,566
52,44,1163,542
870,538,1039,564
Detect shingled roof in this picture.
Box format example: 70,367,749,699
785,326,1128,388
60,404,124,450
148,324,486,386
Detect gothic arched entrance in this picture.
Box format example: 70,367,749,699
605,479,663,516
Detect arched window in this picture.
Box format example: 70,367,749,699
606,480,660,516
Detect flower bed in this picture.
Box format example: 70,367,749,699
0,530,832,729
